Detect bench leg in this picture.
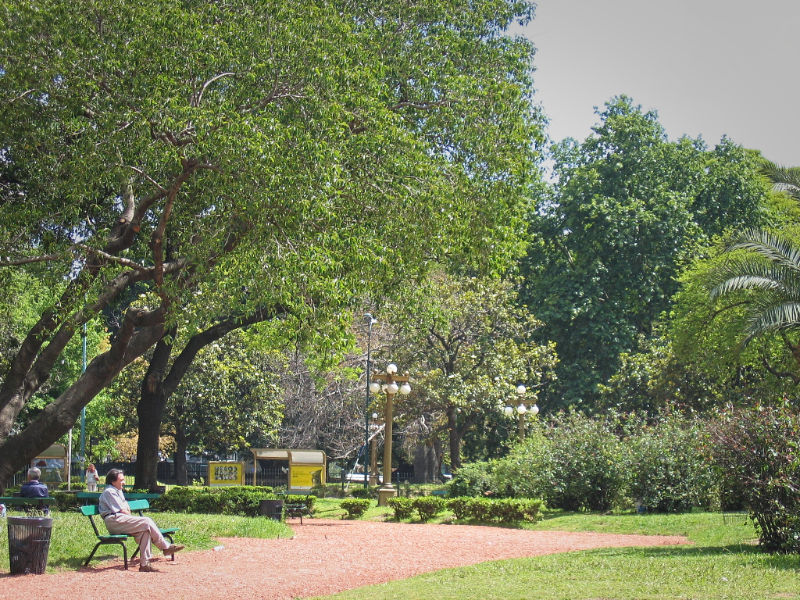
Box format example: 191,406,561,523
85,541,128,570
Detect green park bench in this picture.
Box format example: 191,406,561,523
81,499,178,570
0,495,55,514
77,490,162,505
282,495,313,524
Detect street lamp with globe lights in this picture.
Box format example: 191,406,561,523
370,363,411,505
504,384,538,442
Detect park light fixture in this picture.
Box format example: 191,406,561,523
504,383,539,442
371,362,411,506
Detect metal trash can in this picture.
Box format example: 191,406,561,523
7,516,52,575
259,499,283,521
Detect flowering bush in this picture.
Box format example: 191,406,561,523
708,402,800,553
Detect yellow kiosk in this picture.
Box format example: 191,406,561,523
250,448,326,492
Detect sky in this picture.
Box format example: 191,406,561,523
514,0,800,166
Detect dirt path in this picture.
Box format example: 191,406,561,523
0,519,689,599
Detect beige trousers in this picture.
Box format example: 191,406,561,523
104,513,170,566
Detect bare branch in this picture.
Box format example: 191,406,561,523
192,72,235,107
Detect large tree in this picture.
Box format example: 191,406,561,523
521,96,768,409
0,0,544,489
385,274,557,470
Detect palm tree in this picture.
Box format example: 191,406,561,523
711,229,800,345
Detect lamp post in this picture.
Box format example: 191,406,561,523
369,412,380,485
504,384,538,442
370,363,411,505
363,313,377,488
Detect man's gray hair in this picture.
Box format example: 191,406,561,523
28,467,41,480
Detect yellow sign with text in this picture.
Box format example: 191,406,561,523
208,462,244,486
290,465,322,490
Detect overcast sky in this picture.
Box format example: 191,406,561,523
514,0,800,166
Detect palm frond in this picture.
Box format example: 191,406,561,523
762,162,800,202
711,275,783,298
727,229,800,273
744,302,800,342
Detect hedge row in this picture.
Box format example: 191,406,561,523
386,496,543,523
152,486,280,516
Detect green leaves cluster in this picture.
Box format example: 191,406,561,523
522,96,769,408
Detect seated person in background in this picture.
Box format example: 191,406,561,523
99,469,184,572
20,467,49,498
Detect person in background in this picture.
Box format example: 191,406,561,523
99,469,183,572
20,468,49,498
86,463,100,492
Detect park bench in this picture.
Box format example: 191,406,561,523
77,490,162,505
283,495,312,524
81,499,179,570
0,495,55,514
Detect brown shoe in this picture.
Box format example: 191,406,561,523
139,564,158,572
163,544,185,556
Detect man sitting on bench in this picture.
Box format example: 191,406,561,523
99,469,183,572
20,467,49,498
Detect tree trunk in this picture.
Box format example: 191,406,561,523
412,441,436,483
135,334,174,492
0,313,163,494
447,405,462,469
432,437,444,482
174,423,188,486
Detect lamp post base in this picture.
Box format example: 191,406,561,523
377,484,397,506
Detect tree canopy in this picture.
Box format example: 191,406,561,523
521,96,769,409
0,0,544,488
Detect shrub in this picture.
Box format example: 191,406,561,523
445,497,472,520
340,498,370,518
350,487,375,499
491,423,552,499
708,402,800,553
448,461,494,497
625,411,717,513
386,497,414,520
445,497,544,523
412,496,445,522
543,410,626,511
51,491,80,511
153,485,275,516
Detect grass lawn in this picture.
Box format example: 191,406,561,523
0,507,292,573
306,507,800,600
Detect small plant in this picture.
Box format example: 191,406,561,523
340,498,370,518
350,486,375,499
412,496,445,522
386,497,414,520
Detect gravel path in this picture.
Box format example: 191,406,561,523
0,519,689,599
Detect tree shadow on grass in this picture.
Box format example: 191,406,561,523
597,542,800,571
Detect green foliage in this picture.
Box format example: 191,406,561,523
449,461,495,497
339,498,371,519
152,485,276,517
350,487,376,500
0,0,544,483
412,496,446,522
522,96,769,409
445,496,543,522
541,411,626,511
386,497,415,520
624,411,716,512
708,402,800,553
